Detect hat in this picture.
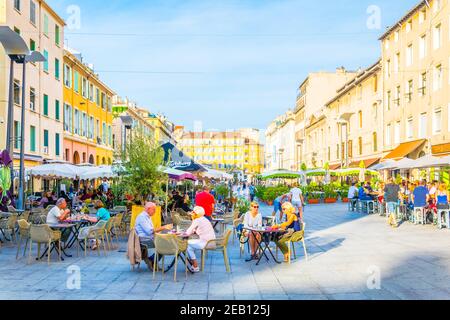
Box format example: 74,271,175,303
191,206,205,217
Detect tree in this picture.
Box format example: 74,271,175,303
117,130,166,203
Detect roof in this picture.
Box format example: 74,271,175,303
327,60,381,107
329,163,342,170
379,0,427,41
384,139,427,160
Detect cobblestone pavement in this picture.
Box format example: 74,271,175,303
0,203,449,300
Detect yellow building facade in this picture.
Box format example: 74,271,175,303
63,49,115,165
177,128,264,175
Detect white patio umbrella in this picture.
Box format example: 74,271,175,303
28,163,81,179
414,155,450,169
371,159,397,171
78,166,117,180
393,158,418,170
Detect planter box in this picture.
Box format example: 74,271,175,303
324,198,337,204
308,199,320,204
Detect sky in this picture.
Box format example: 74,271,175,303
47,0,419,132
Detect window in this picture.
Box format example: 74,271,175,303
29,87,35,110
407,118,414,139
102,122,107,144
348,140,353,158
43,50,49,72
43,14,49,36
43,94,49,116
14,121,20,149
434,64,443,91
406,44,413,66
14,79,20,105
82,78,87,98
433,24,441,50
394,121,401,144
358,111,362,128
434,0,442,13
395,86,401,107
419,8,426,24
89,83,94,102
394,53,400,73
101,92,106,109
419,35,426,59
419,72,427,96
30,126,36,152
373,132,378,152
64,64,72,87
82,113,87,137
55,133,60,156
14,0,20,11
419,113,427,138
406,80,413,102
358,137,363,155
385,60,391,78
108,125,112,146
386,91,391,111
386,124,391,146
406,20,412,33
55,25,60,46
95,88,100,105
74,109,79,135
55,100,60,121
394,31,399,43
74,71,79,93
30,1,36,24
30,39,36,52
96,120,100,139
64,104,72,132
433,109,442,134
43,130,49,148
89,116,94,139
54,58,60,80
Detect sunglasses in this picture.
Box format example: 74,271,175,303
252,206,259,208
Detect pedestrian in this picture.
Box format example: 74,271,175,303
384,178,401,228
195,185,215,222
289,184,304,222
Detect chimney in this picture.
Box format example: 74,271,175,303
336,66,346,74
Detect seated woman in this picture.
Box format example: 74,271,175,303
183,206,216,273
85,200,111,223
273,202,302,263
243,202,263,262
38,192,52,209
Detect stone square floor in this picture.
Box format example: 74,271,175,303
0,203,449,300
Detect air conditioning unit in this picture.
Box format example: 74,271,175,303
43,146,49,154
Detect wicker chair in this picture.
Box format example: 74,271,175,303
16,219,31,259
201,230,232,273
28,225,62,265
77,220,108,257
153,233,188,282
0,213,18,242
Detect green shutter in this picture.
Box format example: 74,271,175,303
55,25,60,45
30,39,36,51
44,130,49,147
30,126,36,152
55,59,60,79
55,133,60,156
44,14,49,35
55,100,60,121
43,94,48,116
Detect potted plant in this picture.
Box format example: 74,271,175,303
236,197,250,217
307,191,321,204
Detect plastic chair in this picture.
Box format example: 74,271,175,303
413,207,425,225
153,233,188,282
28,225,62,265
201,230,232,273
105,218,116,250
286,223,308,264
77,220,108,257
437,209,450,229
16,219,31,259
0,213,18,242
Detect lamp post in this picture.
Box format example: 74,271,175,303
17,51,47,210
0,26,30,203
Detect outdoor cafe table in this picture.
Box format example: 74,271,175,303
64,217,95,250
243,227,283,266
157,230,195,274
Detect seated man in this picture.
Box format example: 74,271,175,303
135,202,172,259
358,183,372,201
183,206,216,273
46,198,71,224
347,182,359,210
412,181,429,223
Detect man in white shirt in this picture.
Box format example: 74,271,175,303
347,182,359,211
290,185,304,221
135,202,172,247
184,206,216,273
46,198,71,225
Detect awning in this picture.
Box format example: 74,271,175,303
384,139,426,160
348,158,380,169
329,164,341,170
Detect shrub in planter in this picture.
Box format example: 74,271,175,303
323,185,338,203
307,192,322,204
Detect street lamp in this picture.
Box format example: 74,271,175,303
0,26,30,204
17,51,47,210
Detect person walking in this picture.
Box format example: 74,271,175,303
384,178,401,228
289,184,304,222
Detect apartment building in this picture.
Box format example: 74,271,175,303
176,127,264,175
294,68,357,169
265,110,297,171
112,96,156,154
380,0,450,159
326,61,384,169
140,111,176,145
63,48,115,166
0,0,65,167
